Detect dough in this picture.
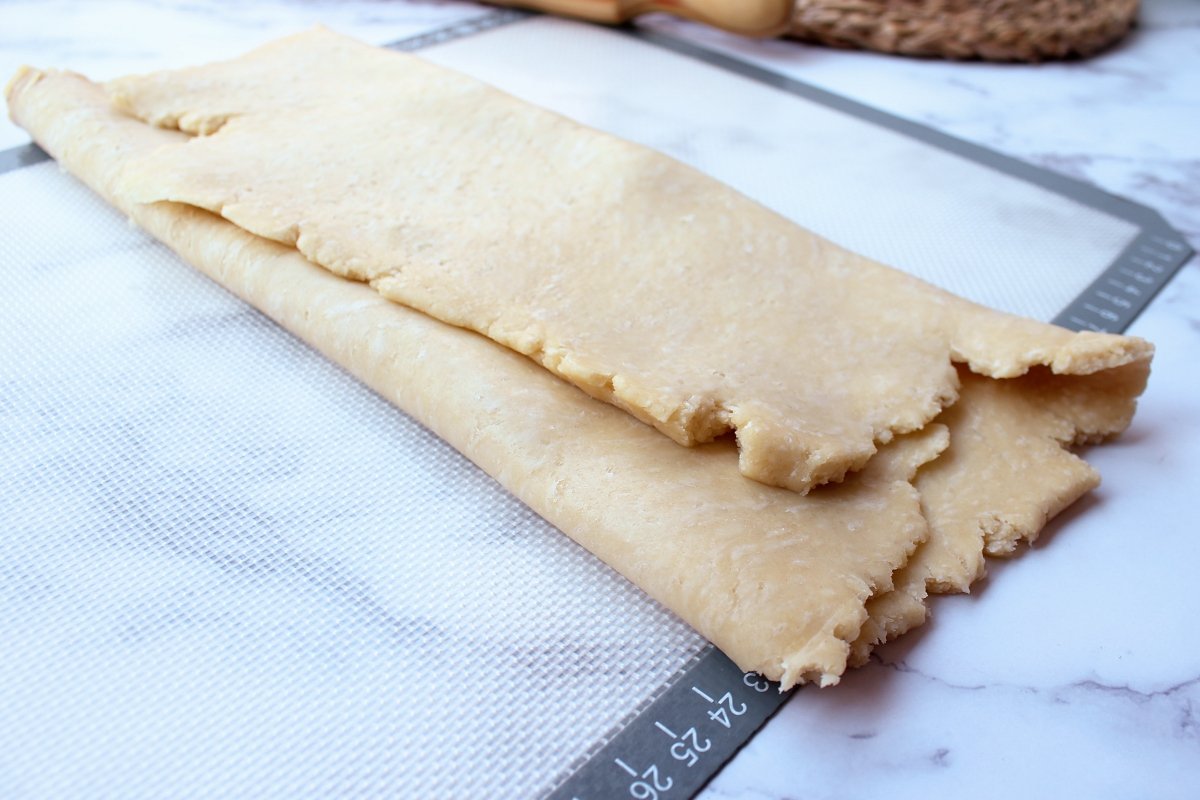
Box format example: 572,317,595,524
8,67,943,688
6,52,1151,687
102,28,1152,493
848,360,1148,662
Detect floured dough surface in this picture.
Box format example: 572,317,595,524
103,28,1152,493
7,67,948,688
6,43,1154,688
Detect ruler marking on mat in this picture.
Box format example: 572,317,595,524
384,8,531,53
1053,229,1192,332
545,646,789,800
0,10,1191,800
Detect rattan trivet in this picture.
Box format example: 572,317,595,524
788,0,1139,61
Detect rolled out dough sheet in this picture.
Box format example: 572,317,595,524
103,28,1152,494
9,68,941,688
6,39,1150,686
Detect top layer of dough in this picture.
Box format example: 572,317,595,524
104,28,1151,493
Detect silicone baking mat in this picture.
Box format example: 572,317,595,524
0,11,1189,800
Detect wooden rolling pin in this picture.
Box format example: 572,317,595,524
489,0,795,37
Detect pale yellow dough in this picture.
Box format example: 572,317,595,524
8,67,947,688
101,28,1152,493
848,361,1148,663
6,46,1151,687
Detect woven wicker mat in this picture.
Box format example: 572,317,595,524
788,0,1139,61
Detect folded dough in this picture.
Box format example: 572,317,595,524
8,67,942,688
6,48,1150,688
101,28,1152,493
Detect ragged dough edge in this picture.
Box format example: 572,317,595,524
849,568,929,668
848,360,1150,664
95,27,1151,496
7,66,950,690
775,423,948,686
922,363,1147,570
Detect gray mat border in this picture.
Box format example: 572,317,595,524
623,25,1192,332
1,8,1191,800
0,141,49,172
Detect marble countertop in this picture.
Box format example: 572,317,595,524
2,2,1197,798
